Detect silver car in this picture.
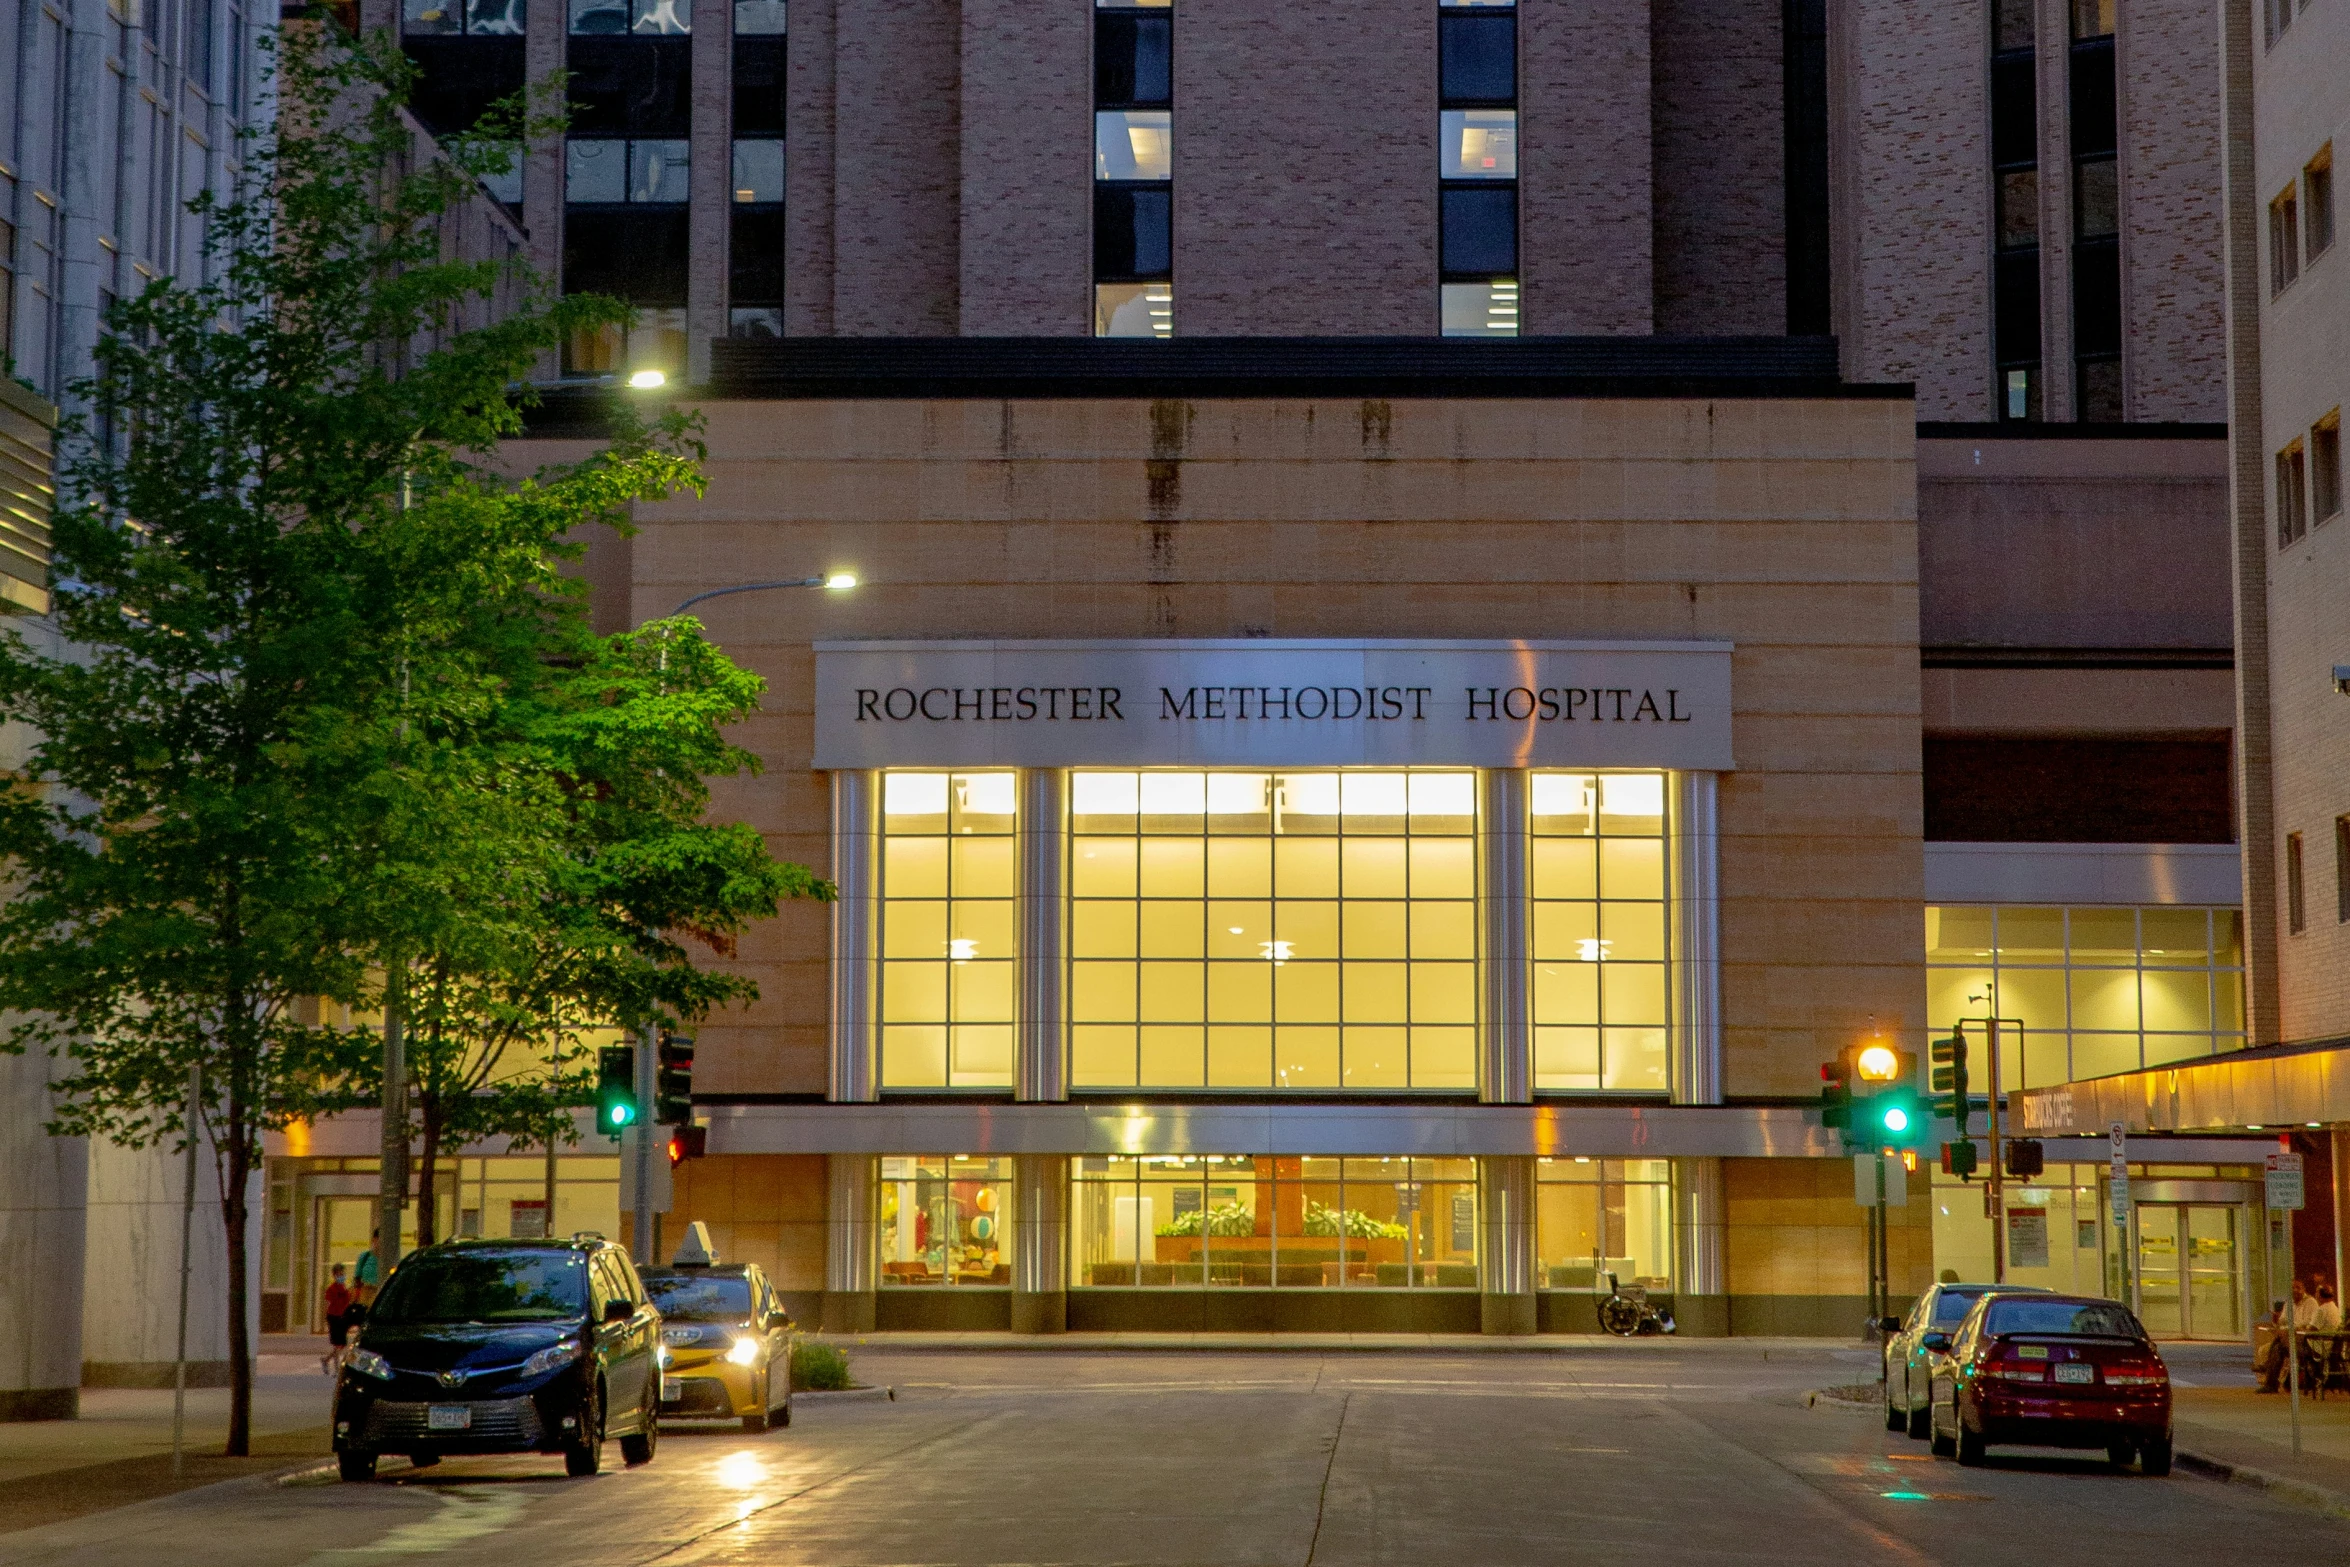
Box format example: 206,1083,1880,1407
1883,1282,2050,1439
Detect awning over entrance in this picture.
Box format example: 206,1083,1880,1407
2019,1037,2350,1135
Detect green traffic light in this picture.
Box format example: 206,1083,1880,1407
1882,1106,1911,1134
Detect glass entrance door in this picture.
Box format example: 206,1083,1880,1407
2134,1203,2243,1340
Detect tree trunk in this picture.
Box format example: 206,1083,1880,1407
222,1085,253,1457
415,1095,442,1247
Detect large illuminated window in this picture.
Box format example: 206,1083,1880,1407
1925,905,2246,1088
1535,1157,1673,1291
1067,771,1478,1090
877,1156,1012,1287
1071,1156,1478,1287
879,774,1018,1087
1529,772,1670,1092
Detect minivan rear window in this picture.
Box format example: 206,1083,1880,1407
1986,1299,2143,1339
370,1251,588,1324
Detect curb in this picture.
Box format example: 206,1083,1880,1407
2174,1448,2350,1518
792,1386,895,1404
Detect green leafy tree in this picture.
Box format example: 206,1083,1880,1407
0,23,820,1455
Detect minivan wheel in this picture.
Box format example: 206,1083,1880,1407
565,1382,603,1477
621,1404,658,1467
1929,1401,1957,1459
1884,1389,1905,1432
1906,1402,1931,1441
2141,1436,2173,1477
338,1450,378,1483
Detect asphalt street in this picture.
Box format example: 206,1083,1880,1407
2,1344,2342,1567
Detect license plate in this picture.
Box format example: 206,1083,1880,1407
660,1374,679,1402
426,1404,473,1431
2053,1363,2094,1385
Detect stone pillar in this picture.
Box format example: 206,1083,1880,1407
1010,1154,1068,1333
1016,768,1067,1102
1478,1155,1537,1335
80,1133,257,1387
830,770,880,1102
822,1153,876,1333
0,1048,86,1418
1478,768,1531,1105
1674,1156,1730,1336
523,0,567,382
1669,771,1723,1106
686,0,732,381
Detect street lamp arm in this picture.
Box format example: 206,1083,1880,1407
670,577,828,616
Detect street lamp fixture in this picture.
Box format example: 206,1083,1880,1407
627,369,667,390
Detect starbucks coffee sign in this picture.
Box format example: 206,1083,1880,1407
811,640,1734,770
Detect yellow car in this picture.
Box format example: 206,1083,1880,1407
642,1261,794,1431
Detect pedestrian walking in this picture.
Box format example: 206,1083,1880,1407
320,1264,354,1374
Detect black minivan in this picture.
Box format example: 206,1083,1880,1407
333,1236,662,1481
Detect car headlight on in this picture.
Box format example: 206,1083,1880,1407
727,1336,761,1367
657,1346,672,1368
347,1349,394,1381
522,1339,581,1378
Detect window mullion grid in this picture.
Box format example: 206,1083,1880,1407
1437,0,1517,335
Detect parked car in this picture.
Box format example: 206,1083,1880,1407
1882,1282,2050,1439
332,1236,663,1481
642,1260,795,1431
1928,1293,2172,1474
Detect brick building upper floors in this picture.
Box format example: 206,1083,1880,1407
369,0,2228,426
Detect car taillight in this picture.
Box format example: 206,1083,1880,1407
1984,1364,2045,1380
2102,1361,2165,1387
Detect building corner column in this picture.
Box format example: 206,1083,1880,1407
1017,768,1067,1103
1670,771,1723,1106
823,1154,876,1333
1674,1156,1729,1336
831,770,880,1103
1010,1153,1068,1333
1479,769,1531,1104
522,0,567,382
1478,1155,1537,1334
685,0,732,382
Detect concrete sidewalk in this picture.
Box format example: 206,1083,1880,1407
2174,1387,2350,1515
0,1364,335,1536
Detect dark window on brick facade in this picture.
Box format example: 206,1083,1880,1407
563,207,690,302
2067,42,2115,157
2315,413,2343,524
2288,832,2306,934
1440,185,1517,276
402,36,525,137
733,37,785,134
730,208,786,305
566,37,692,136
2336,817,2350,925
1096,12,1170,108
1094,186,1171,280
1439,12,1514,105
1783,0,1829,334
1923,737,2236,844
2306,148,2334,261
2278,440,2309,547
1990,23,2040,421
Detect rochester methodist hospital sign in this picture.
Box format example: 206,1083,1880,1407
812,641,1734,770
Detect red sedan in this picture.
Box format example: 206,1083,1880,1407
1928,1292,2172,1474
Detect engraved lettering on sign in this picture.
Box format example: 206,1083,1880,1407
853,687,1127,721
1464,687,1694,723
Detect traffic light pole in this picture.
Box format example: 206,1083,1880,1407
632,1023,656,1266
1979,1015,2023,1285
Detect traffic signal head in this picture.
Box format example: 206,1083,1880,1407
2004,1138,2045,1179
596,1044,639,1135
665,1125,708,1166
1819,1056,1855,1130
1855,1042,1902,1083
655,1031,696,1126
1869,1088,1927,1150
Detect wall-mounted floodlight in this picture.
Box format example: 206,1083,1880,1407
627,369,667,390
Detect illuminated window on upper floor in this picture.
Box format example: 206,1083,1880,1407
879,774,1018,1088
1925,905,2246,1090
1068,771,1479,1092
1529,773,1670,1094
